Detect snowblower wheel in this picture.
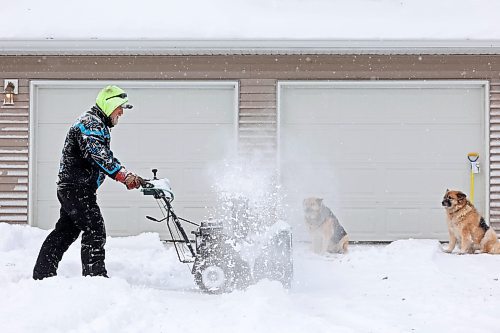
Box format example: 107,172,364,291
194,259,235,294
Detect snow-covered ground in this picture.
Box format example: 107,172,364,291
1,222,500,333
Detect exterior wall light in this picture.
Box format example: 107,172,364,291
3,80,18,106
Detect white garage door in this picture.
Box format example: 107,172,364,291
279,81,488,241
30,81,237,238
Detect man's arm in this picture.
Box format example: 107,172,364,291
75,122,122,177
76,123,143,189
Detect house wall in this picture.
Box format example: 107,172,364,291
0,78,29,223
1,54,500,229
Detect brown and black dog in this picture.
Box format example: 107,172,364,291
441,189,500,254
303,197,349,254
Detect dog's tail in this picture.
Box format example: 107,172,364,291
341,235,349,253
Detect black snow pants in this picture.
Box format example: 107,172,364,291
33,187,108,279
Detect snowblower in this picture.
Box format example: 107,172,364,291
141,169,293,294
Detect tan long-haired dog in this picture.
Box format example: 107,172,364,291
303,197,349,254
441,189,500,254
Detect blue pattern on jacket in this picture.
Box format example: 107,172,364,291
57,106,122,190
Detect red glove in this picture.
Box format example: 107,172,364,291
115,168,144,190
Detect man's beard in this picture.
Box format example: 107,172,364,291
110,115,120,126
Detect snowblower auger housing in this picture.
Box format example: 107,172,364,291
141,169,293,294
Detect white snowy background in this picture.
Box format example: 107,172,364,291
1,0,499,40
2,1,500,332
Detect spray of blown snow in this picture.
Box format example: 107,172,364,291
208,157,285,237
206,157,292,283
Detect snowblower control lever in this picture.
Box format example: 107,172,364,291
140,169,174,200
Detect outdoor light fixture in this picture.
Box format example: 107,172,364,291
3,80,18,106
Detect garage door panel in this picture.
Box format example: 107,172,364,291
112,125,235,162
282,167,380,198
102,206,138,236
281,166,336,190
280,82,486,241
283,125,484,162
384,168,427,194
340,207,381,234
111,126,188,162
37,89,94,124
37,85,236,125
177,127,235,160
180,167,214,197
32,82,237,238
36,204,59,230
282,87,483,125
426,208,449,234
124,87,236,124
334,168,379,194
430,168,485,194
382,128,443,157
420,126,483,158
386,208,422,235
37,163,59,196
36,125,68,161
281,126,379,161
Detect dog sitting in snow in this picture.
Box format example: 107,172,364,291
303,197,349,254
441,189,500,254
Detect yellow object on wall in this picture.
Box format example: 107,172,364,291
467,152,480,203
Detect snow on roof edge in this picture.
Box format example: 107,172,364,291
2,39,500,56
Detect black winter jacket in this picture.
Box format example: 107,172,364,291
57,106,122,191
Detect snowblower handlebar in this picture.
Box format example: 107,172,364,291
140,177,174,201
141,169,197,264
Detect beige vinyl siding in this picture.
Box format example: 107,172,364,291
490,80,500,231
0,79,29,223
238,79,277,161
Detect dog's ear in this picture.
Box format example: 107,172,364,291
457,191,467,200
316,198,323,205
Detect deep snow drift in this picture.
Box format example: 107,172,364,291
1,222,500,333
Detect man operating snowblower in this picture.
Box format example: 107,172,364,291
33,85,145,280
